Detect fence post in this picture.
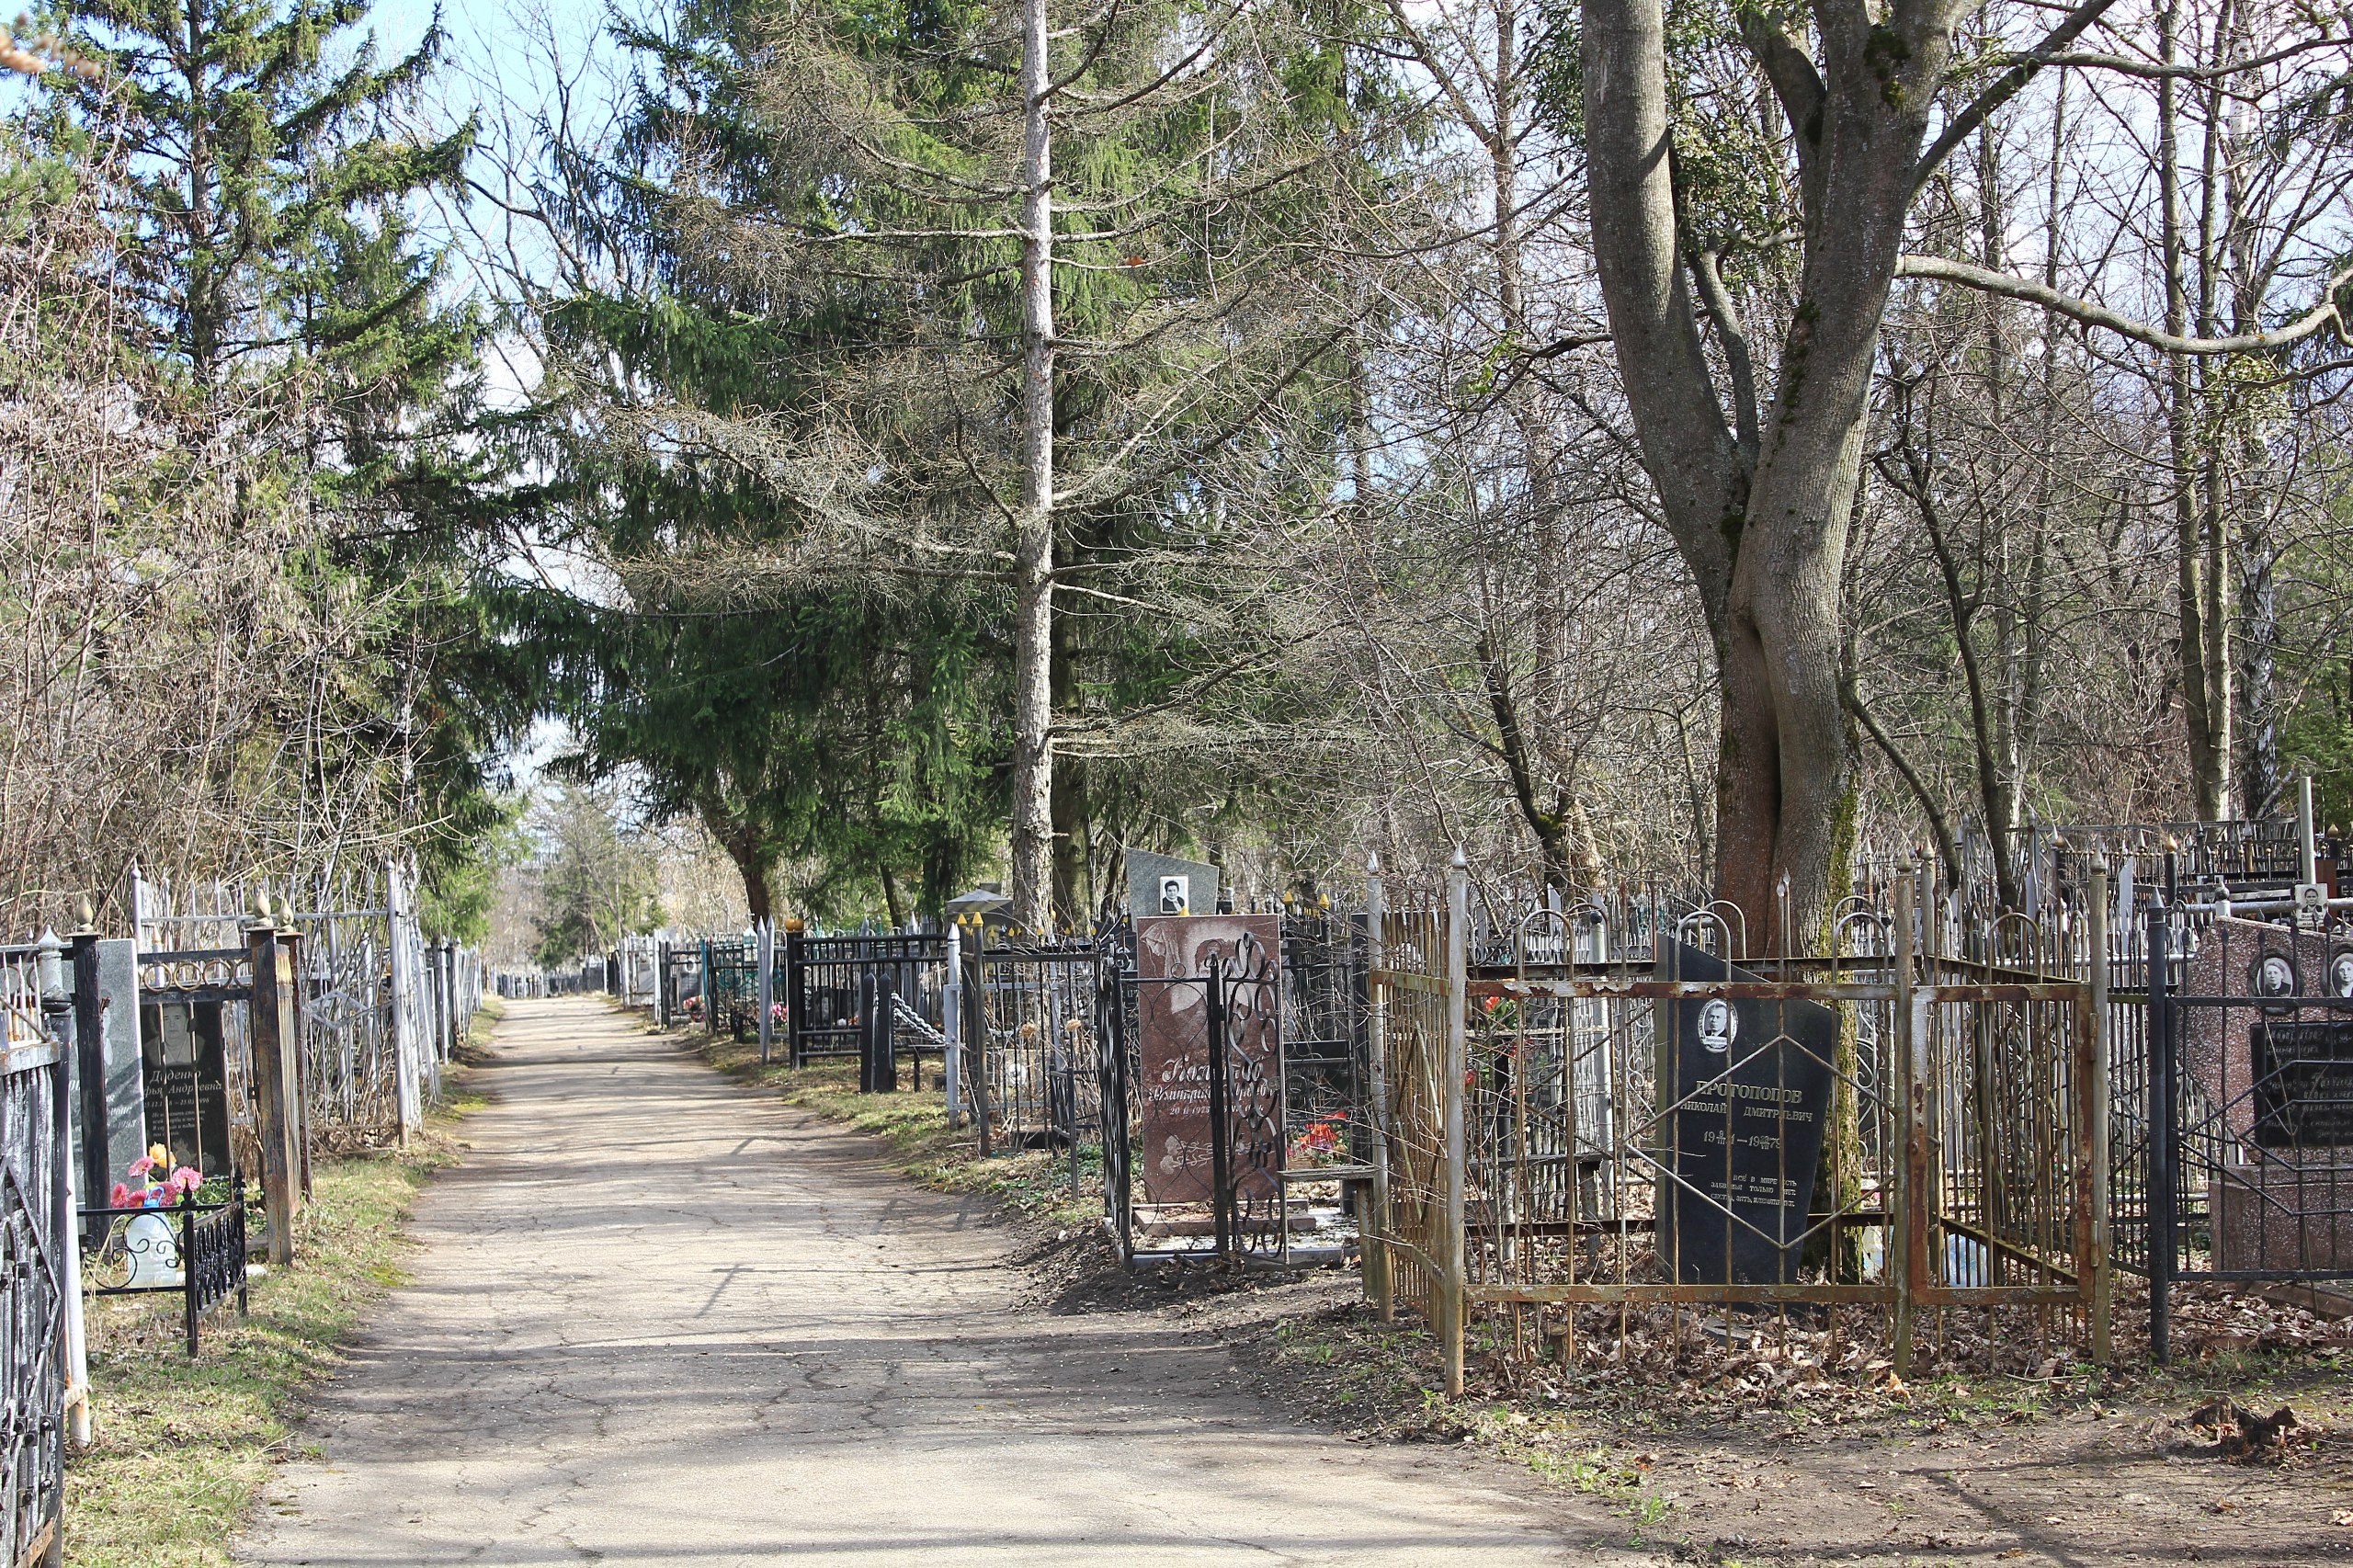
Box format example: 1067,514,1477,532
967,931,994,1155
2082,865,2113,1366
943,921,963,1123
756,918,775,1065
2148,901,2175,1364
1362,856,1392,1318
1207,953,1233,1260
857,971,878,1092
388,869,421,1144
282,928,313,1199
783,924,801,1065
51,941,91,1452
1440,847,1469,1399
1892,866,1919,1379
440,939,458,1060
247,921,300,1267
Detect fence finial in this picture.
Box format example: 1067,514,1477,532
1449,845,1468,869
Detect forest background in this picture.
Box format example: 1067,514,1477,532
2,0,2349,962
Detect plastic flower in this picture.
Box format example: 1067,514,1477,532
127,1154,157,1177
147,1142,169,1167
108,1183,132,1209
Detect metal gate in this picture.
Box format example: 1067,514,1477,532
961,935,1100,1151
2145,909,2353,1358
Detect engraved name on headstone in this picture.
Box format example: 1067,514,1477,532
1133,914,1279,1209
1656,941,1838,1285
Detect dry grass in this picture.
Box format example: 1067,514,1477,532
62,1001,497,1568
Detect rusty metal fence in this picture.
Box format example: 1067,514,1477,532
1368,853,2114,1393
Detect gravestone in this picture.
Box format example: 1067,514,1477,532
69,937,148,1202
1127,851,1220,921
1132,914,1280,1213
1654,941,1838,1285
2182,917,2353,1271
142,995,232,1178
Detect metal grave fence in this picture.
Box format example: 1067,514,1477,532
2144,910,2353,1358
1368,854,2112,1394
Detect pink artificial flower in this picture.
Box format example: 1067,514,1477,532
169,1166,202,1195
127,1154,157,1177
108,1183,132,1209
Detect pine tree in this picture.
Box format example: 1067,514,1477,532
36,0,525,915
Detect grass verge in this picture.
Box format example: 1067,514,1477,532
63,1000,497,1568
690,1025,1101,1230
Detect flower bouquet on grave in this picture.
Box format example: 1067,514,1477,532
91,1146,210,1289
1288,1116,1349,1169
684,994,704,1022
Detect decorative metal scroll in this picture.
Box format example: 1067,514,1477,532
0,1004,64,1567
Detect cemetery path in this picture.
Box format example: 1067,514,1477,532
234,997,1633,1568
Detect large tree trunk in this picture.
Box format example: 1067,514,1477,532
1583,0,1942,949
703,808,775,923
1006,0,1057,931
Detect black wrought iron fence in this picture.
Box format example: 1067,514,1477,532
0,956,69,1568
79,1184,249,1356
2143,911,2353,1359
786,932,944,1074
962,935,1102,1152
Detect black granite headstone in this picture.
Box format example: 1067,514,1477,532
2250,1019,2353,1147
1656,941,1839,1284
141,996,232,1178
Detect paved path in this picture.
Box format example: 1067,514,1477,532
238,998,1629,1567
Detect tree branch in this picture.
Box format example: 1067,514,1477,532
1896,253,2352,355
1687,246,1759,461
1912,0,2121,193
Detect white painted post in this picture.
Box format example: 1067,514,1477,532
943,920,963,1124
1441,847,1470,1399
756,918,776,1063
388,864,421,1142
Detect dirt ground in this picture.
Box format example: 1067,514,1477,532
1023,1232,2353,1567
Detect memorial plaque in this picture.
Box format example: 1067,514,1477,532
1656,942,1837,1285
1133,914,1279,1207
1127,851,1220,921
2250,1020,2353,1147
2180,917,2353,1145
142,996,232,1177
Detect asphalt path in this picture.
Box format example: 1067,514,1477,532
236,996,1633,1567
